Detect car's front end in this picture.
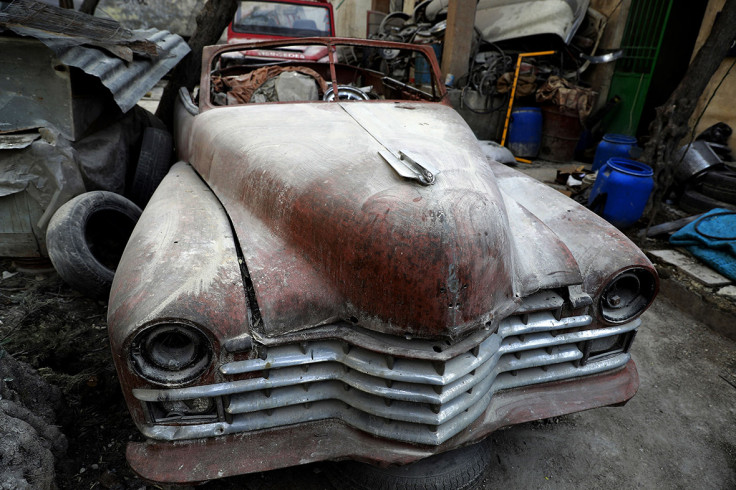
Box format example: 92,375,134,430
108,38,657,484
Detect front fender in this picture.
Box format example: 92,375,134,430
490,160,658,319
108,162,250,401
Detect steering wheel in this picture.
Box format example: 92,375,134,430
322,85,371,101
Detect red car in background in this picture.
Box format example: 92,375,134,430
226,0,336,62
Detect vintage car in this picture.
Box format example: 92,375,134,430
107,38,658,486
225,0,335,63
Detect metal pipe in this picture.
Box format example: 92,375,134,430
500,50,555,162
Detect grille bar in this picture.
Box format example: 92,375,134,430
134,313,601,403
226,344,583,424
139,354,630,445
134,290,641,446
219,314,593,385
221,339,488,386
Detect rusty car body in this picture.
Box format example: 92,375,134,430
107,37,658,484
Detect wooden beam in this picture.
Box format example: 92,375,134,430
440,0,476,82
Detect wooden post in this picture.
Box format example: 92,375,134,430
156,0,238,129
440,0,476,82
371,0,391,13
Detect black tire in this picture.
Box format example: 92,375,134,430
128,127,172,208
46,191,142,299
698,168,736,204
378,12,410,37
327,438,491,490
678,187,736,214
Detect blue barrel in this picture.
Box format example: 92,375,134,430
592,134,638,172
415,44,442,85
508,107,543,158
588,158,654,228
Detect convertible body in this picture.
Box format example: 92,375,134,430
108,38,657,484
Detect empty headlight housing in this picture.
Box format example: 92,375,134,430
130,322,212,386
599,268,657,324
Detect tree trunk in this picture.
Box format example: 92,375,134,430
643,0,736,223
156,0,238,129
79,0,100,15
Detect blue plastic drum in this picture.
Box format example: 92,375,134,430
508,107,543,158
592,134,638,172
414,44,443,85
588,158,654,228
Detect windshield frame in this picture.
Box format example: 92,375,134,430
201,37,448,111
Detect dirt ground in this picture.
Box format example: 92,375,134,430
0,258,734,489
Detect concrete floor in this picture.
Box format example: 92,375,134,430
478,296,736,489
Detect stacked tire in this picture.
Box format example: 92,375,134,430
46,127,172,299
679,167,736,214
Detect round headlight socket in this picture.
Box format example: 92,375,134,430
599,268,657,324
131,322,212,386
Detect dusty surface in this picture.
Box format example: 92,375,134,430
1,259,735,489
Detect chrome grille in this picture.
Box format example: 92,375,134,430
134,290,638,445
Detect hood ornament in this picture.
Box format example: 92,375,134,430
379,149,440,186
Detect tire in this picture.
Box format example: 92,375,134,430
378,12,410,37
698,168,736,204
128,127,173,208
678,187,736,214
46,191,142,299
327,438,491,490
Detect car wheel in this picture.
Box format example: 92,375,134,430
46,191,142,299
378,11,410,38
128,127,172,208
327,438,491,490
698,168,736,204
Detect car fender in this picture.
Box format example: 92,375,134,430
108,162,250,399
491,160,658,317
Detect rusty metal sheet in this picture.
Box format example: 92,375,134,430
0,29,188,129
0,132,41,150
0,0,158,58
125,360,638,483
53,28,189,113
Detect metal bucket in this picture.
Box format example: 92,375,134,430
539,106,582,162
673,140,723,183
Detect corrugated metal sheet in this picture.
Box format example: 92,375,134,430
53,28,190,113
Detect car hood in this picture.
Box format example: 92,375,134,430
188,101,580,340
